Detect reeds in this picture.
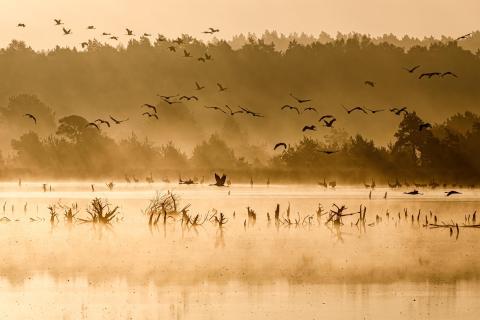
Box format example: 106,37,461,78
78,198,119,224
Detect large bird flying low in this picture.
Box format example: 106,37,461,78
95,119,110,128
142,104,157,113
419,72,441,79
366,108,385,114
217,83,227,91
455,33,472,41
364,80,375,87
319,115,334,122
274,142,287,151
441,71,458,78
23,113,37,124
109,116,128,124
54,19,63,25
302,125,316,132
85,122,100,130
390,107,408,115
17,23,26,28
126,28,134,36
224,105,243,116
343,106,368,114
304,107,317,113
289,93,311,104
281,105,300,114
321,150,338,155
211,173,227,187
240,107,264,117
195,81,205,90
445,190,461,196
62,28,72,35
403,65,420,73
204,105,226,114
323,118,336,128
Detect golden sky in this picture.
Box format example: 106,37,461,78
2,0,478,49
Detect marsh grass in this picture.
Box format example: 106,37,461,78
78,198,119,224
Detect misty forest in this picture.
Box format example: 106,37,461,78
0,31,479,183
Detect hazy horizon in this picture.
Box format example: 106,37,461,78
2,0,479,50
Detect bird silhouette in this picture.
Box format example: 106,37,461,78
23,113,37,124
204,106,226,114
110,36,118,40
366,108,385,114
183,50,191,57
302,125,316,132
180,95,198,101
54,19,63,26
17,23,26,28
87,25,95,30
173,38,184,45
321,150,338,155
81,42,88,48
303,107,317,113
319,115,334,122
109,116,128,124
403,65,420,73
217,83,227,91
195,82,205,90
142,112,158,119
158,94,179,101
211,173,227,187
390,107,408,115
419,72,441,79
102,32,111,36
198,57,206,62
404,190,422,195
281,105,300,114
143,33,152,37
85,122,100,130
168,46,176,52
455,33,472,41
142,104,157,113
62,28,72,35
126,28,134,36
343,106,368,114
224,105,243,116
240,107,264,117
419,123,432,131
95,119,111,127
445,190,461,196
204,53,212,60
364,80,375,87
441,71,458,78
289,93,311,103
274,142,287,151
323,118,336,127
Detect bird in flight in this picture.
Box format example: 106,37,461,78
319,115,334,122
274,142,287,151
217,83,228,91
323,118,336,128
302,125,316,132
240,107,264,117
158,94,179,101
168,46,176,52
95,119,111,128
204,53,212,60
203,27,220,34
455,33,472,41
142,104,157,113
143,112,159,119
364,80,375,87
224,105,243,116
62,28,72,35
102,32,111,36
81,42,88,49
390,107,408,115
321,150,338,155
445,190,461,197
419,72,441,79
281,105,300,114
110,36,119,41
143,33,152,37
403,65,420,73
212,173,227,187
87,25,95,30
173,38,184,45
17,23,26,28
183,50,192,58
24,113,37,124
54,19,63,26
109,116,128,124
366,108,385,114
419,122,432,131
204,105,226,114
343,106,368,114
126,28,134,36
289,93,311,104
180,95,198,101
85,122,100,130
441,71,458,78
303,107,317,113
195,82,205,90
404,190,422,195
198,57,206,62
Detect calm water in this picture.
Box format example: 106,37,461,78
0,182,479,319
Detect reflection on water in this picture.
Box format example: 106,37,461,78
0,183,479,318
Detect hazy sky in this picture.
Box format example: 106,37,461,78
1,0,478,50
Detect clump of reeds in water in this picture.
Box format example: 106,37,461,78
78,198,119,224
60,203,79,224
144,191,190,226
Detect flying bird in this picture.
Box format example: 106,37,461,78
62,28,72,35
455,33,472,41
204,53,212,60
343,106,368,114
204,105,226,114
212,173,227,187
95,119,111,128
17,23,26,28
180,95,198,101
183,50,191,58
109,116,129,124
110,36,119,40
217,83,227,91
126,28,134,36
319,115,334,122
142,104,157,113
85,122,100,130
281,105,300,114
168,46,176,52
102,32,111,36
364,80,375,87
224,105,243,116
419,72,441,79
54,19,63,26
302,125,316,132
198,57,206,62
403,65,420,73
445,190,461,197
323,118,336,128
81,42,88,48
158,94,179,100
419,123,432,131
404,190,422,195
390,107,408,115
87,25,95,30
321,150,338,155
274,142,287,151
366,108,385,114
304,107,317,113
441,71,458,78
23,113,37,124
289,93,311,104
143,33,152,37
240,107,264,117
195,82,205,90
142,112,158,119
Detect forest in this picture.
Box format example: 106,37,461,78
0,31,479,183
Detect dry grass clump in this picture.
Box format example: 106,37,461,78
144,191,190,226
79,198,119,224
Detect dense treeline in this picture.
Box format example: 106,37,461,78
0,32,479,153
1,108,479,184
